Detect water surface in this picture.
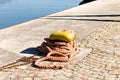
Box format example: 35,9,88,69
0,0,82,28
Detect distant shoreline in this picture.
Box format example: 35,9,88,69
79,0,96,5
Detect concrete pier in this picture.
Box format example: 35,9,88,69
0,0,120,79
0,0,120,55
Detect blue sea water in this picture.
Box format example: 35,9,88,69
0,0,82,28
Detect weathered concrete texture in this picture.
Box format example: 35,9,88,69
0,20,120,80
0,48,22,66
0,0,120,80
79,23,120,80
0,0,120,55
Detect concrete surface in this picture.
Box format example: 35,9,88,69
0,0,120,80
0,48,22,66
0,0,120,55
0,19,120,80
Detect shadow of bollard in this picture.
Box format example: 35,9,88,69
20,47,46,57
